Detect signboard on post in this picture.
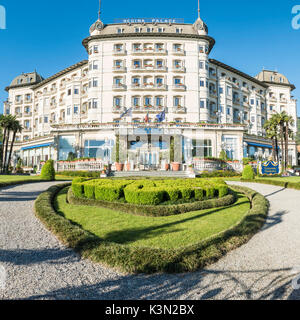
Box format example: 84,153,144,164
260,160,280,175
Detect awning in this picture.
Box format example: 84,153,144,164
21,143,53,151
246,142,273,149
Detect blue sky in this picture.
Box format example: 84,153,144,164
0,0,299,114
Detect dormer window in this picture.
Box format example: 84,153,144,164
135,27,142,33
176,28,182,34
147,27,153,33
157,27,165,33
117,28,124,34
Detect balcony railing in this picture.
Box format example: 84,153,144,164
173,106,187,113
131,83,167,91
112,84,127,91
173,84,186,91
113,66,127,72
172,66,186,73
132,106,166,113
113,48,127,55
172,48,185,55
112,106,125,113
24,112,32,117
15,100,23,105
131,65,167,72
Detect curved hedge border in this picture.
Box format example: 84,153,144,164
67,187,236,217
241,178,300,190
34,183,269,274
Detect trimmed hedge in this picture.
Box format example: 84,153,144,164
68,187,236,217
72,178,229,206
242,165,255,180
41,160,55,181
34,183,269,274
198,170,241,178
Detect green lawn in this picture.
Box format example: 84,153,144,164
54,188,250,250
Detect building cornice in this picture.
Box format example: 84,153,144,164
260,80,296,91
82,33,215,54
5,81,42,92
209,59,268,89
31,60,88,90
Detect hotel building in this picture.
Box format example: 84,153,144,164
3,9,298,170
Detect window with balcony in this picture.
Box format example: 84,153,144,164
199,100,204,110
156,77,164,86
114,97,122,107
199,61,204,69
156,60,163,69
133,60,141,69
114,44,124,52
133,97,140,106
144,96,152,107
74,105,79,114
92,61,98,70
174,96,182,107
92,78,98,87
155,96,163,107
173,44,182,52
133,43,141,52
132,77,141,86
25,94,31,101
94,45,99,54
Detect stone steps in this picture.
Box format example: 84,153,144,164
111,170,195,178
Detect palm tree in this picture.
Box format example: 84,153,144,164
0,115,17,173
264,116,280,162
6,119,23,173
264,119,278,161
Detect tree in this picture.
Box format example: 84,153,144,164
6,118,23,173
264,118,279,161
0,115,22,173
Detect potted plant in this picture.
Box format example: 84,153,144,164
188,164,194,172
170,136,181,171
115,134,124,171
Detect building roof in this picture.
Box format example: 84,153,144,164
83,20,215,53
209,59,268,88
5,72,44,91
255,70,296,90
31,60,88,89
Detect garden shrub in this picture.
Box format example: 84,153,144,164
72,177,88,198
41,160,55,181
84,181,97,199
242,165,255,180
179,187,194,201
217,185,229,198
165,188,181,202
95,183,126,202
194,188,204,201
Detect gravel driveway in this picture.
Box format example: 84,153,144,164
0,181,300,300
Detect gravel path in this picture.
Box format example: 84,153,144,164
1,181,300,300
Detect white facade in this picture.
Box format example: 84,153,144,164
3,13,298,168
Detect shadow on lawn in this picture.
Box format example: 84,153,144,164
100,197,249,245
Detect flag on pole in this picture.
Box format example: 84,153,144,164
120,107,132,119
144,112,149,123
155,110,166,123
